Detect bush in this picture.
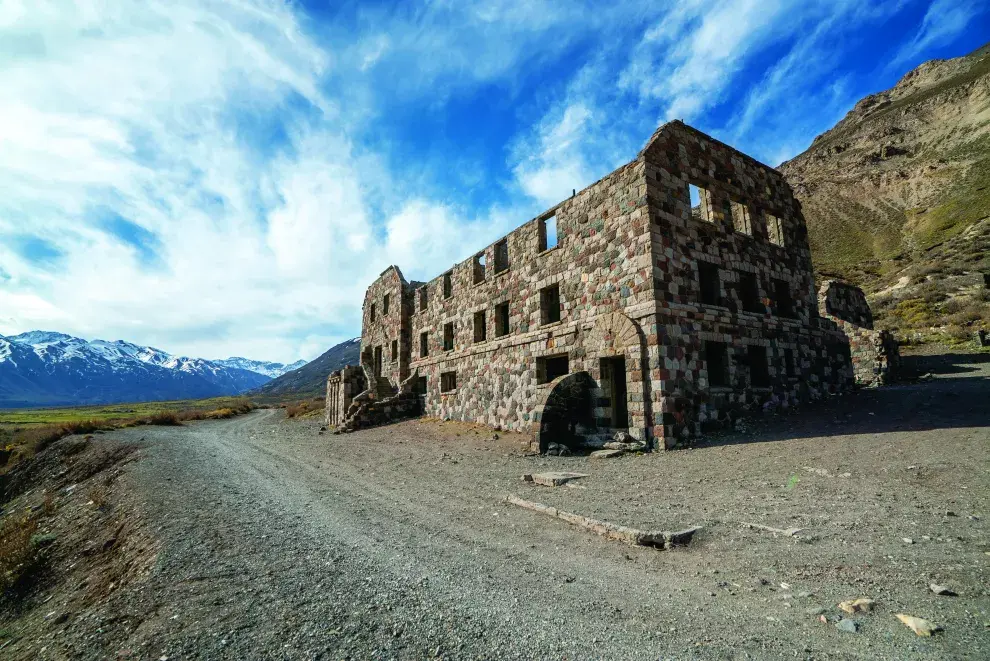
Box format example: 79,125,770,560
146,412,182,426
0,513,41,591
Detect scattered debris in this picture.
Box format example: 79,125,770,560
902,537,914,544
589,449,626,459
544,442,571,457
522,472,589,487
741,522,803,537
929,583,957,596
503,495,700,549
895,613,942,636
836,619,859,633
838,598,875,614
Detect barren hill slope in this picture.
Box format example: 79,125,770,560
250,338,360,399
780,42,990,344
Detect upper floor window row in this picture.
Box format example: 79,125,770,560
687,183,786,247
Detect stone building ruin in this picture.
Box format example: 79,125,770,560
326,120,897,450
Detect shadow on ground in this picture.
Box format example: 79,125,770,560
701,351,989,446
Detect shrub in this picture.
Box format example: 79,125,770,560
0,513,41,591
146,412,182,426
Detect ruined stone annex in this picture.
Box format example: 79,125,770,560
327,120,896,450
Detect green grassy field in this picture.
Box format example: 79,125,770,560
0,396,255,428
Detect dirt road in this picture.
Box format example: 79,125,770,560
8,353,990,660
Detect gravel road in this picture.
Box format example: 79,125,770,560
12,353,990,660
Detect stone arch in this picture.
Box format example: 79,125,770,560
531,371,596,454
588,311,640,356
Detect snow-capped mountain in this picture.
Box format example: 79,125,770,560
214,357,306,379
0,331,294,408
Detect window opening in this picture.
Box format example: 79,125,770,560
495,301,510,337
748,345,770,387
540,284,561,324
738,272,762,313
539,215,558,251
420,331,429,358
443,322,454,352
473,310,487,343
443,271,453,298
698,262,721,306
473,253,486,285
705,341,729,387
537,354,569,385
494,239,509,273
440,371,457,392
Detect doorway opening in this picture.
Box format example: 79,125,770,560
599,356,629,429
373,346,383,378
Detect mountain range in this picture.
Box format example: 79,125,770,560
0,331,305,408
250,338,361,399
781,42,990,342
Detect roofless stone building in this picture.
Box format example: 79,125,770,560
327,121,894,450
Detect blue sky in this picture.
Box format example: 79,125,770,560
0,0,987,362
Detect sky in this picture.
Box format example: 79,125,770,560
0,0,987,363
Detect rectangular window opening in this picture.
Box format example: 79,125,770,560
698,262,721,306
494,238,509,273
420,331,429,358
767,214,785,247
704,341,729,388
382,293,390,315
537,354,569,385
473,253,486,285
443,322,454,352
784,348,796,377
390,339,397,362
540,283,561,325
369,303,376,323
748,345,771,388
440,371,457,392
773,279,795,318
495,301,510,337
443,271,453,299
688,183,712,222
738,271,763,313
539,215,558,251
731,201,753,235
418,287,427,312
473,310,487,343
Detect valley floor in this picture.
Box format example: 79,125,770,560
1,353,988,660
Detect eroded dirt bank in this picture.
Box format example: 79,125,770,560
1,355,988,660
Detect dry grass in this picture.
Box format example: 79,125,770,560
284,398,324,418
0,513,41,591
0,398,257,477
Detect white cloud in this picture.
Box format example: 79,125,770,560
890,0,982,70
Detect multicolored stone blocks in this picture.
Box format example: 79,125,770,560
329,121,889,448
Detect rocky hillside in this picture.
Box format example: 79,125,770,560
780,42,990,345
250,338,360,399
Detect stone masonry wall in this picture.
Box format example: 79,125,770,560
641,122,855,447
325,365,366,427
818,280,899,385
405,159,656,442
342,120,868,447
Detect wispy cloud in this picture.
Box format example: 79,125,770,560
890,0,983,70
0,0,981,361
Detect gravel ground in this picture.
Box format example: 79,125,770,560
7,353,989,660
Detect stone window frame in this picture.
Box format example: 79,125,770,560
390,339,398,362
494,301,511,338
536,352,569,386
728,199,753,236
766,213,786,247
697,261,723,308
417,287,428,313
420,331,429,358
703,340,730,389
747,344,771,389
472,252,486,285
440,370,457,393
473,309,487,343
538,214,559,253
369,303,376,323
493,238,509,273
539,283,562,326
382,293,390,316
687,182,715,223
443,321,455,352
443,271,453,299
772,278,796,319
737,270,764,314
